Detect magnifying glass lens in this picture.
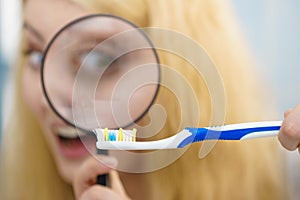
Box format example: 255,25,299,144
42,15,160,130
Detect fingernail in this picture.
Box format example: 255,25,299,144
101,156,118,168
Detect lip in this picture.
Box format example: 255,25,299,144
53,126,96,159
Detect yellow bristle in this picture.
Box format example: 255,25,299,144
104,128,108,141
132,128,137,142
118,128,123,141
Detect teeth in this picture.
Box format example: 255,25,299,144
56,127,86,139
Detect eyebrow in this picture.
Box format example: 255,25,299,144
23,22,45,42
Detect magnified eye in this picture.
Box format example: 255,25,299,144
25,50,43,71
73,49,121,76
78,50,124,80
84,51,115,70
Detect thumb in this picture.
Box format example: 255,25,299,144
73,156,118,198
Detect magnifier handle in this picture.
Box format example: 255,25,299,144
97,149,109,186
97,174,108,186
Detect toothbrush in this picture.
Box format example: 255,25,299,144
94,121,282,150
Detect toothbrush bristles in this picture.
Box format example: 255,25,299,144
95,128,137,142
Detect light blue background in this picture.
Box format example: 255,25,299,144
0,0,5,137
232,0,300,114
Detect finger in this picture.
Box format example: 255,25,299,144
110,170,129,199
278,108,300,151
79,185,123,200
284,103,300,118
284,108,293,118
279,122,300,151
278,130,299,151
74,156,118,198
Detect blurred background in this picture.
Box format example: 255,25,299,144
1,1,300,130
0,0,299,198
1,0,21,137
1,0,300,132
232,0,300,114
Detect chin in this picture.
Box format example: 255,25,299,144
56,155,89,183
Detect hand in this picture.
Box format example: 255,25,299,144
73,156,131,200
278,103,300,154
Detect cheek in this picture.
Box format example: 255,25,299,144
21,67,44,116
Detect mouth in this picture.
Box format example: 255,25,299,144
54,126,96,159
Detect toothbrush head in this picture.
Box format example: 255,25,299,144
95,128,137,142
94,127,191,150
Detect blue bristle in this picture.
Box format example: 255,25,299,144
108,131,116,141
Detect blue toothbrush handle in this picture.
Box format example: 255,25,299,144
178,121,282,148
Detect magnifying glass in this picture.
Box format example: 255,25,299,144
41,14,160,185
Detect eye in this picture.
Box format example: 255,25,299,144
24,50,43,71
73,49,118,76
82,51,115,71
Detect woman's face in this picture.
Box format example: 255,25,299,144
23,0,160,182
23,0,93,183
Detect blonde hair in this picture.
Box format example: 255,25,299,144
0,0,288,199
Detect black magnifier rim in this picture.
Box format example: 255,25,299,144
41,13,161,131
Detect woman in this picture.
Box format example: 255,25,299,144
0,0,296,199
